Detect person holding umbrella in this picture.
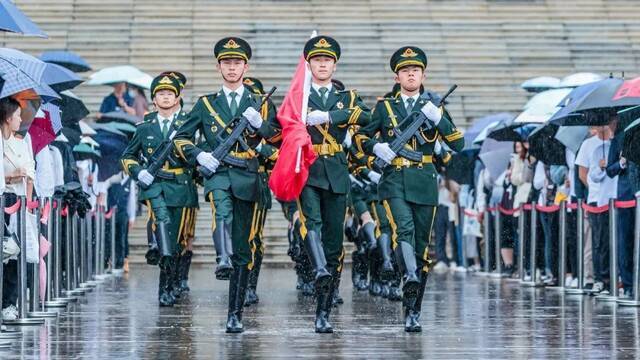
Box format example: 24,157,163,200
98,82,136,118
120,74,199,306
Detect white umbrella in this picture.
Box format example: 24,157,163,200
515,88,572,123
559,72,604,88
87,65,152,89
521,76,560,93
78,120,97,136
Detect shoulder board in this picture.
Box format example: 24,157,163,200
141,111,157,124
199,93,219,101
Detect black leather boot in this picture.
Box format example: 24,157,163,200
158,262,175,307
155,221,172,265
387,276,403,302
170,254,182,300
315,281,334,333
226,266,249,333
244,248,263,307
394,241,420,296
405,268,428,332
332,271,343,306
304,230,332,291
378,233,395,280
178,250,193,293
213,223,232,280
145,219,160,265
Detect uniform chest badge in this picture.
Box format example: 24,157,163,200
147,148,153,154
336,102,344,109
211,125,218,133
388,129,395,136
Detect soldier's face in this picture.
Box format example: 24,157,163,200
154,90,179,110
395,66,425,92
217,59,248,84
309,56,336,82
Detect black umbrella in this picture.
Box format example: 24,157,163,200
527,124,566,165
98,111,139,125
618,105,640,134
94,129,129,180
445,147,479,185
549,80,604,126
623,118,640,164
61,127,81,147
57,91,89,126
570,77,640,114
488,119,538,142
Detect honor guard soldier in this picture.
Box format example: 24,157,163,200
356,46,464,332
297,35,371,333
172,37,279,333
120,74,199,306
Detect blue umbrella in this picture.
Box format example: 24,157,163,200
0,48,82,93
94,129,129,180
0,0,47,38
0,57,58,99
550,79,611,126
40,50,91,73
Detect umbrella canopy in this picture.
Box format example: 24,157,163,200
0,57,58,99
479,138,514,183
28,108,56,155
39,50,91,73
72,143,101,159
109,121,136,134
87,65,152,89
623,118,640,164
488,118,538,142
91,122,126,136
618,105,640,133
94,129,129,180
521,76,560,93
549,80,604,126
98,111,139,125
0,48,82,93
472,120,501,145
527,124,566,165
446,147,479,185
61,127,81,146
78,120,97,136
559,72,604,88
465,113,513,146
555,126,590,153
58,90,89,125
563,77,640,116
515,88,572,123
0,0,47,38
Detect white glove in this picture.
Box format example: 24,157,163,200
137,170,154,186
368,171,381,184
434,140,443,155
307,110,331,126
421,101,442,125
373,142,397,164
342,134,352,148
196,152,220,173
242,107,263,129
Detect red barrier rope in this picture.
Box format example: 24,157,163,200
5,201,20,214
615,199,637,209
535,204,560,213
104,207,116,219
61,206,68,217
26,200,39,210
497,205,519,216
40,200,51,224
582,203,609,214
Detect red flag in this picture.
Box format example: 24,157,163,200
268,53,317,201
28,108,56,155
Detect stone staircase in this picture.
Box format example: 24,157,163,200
2,0,640,264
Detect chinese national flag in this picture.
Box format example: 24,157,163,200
268,53,317,201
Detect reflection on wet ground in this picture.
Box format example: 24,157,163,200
2,266,639,359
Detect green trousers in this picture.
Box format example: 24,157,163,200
208,189,259,269
147,194,186,255
383,198,436,267
298,185,347,273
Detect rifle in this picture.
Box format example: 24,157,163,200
139,124,183,190
373,84,457,171
200,86,277,179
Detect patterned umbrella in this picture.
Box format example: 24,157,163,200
40,50,91,73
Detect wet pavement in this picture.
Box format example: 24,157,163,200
2,266,640,359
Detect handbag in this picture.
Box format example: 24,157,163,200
3,223,20,263
9,208,39,264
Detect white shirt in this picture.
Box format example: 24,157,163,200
565,149,576,198
50,146,64,188
0,135,5,195
587,142,618,206
3,133,35,196
222,85,245,108
400,93,420,112
575,135,609,204
157,110,178,134
35,145,56,197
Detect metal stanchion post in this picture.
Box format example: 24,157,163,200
5,196,44,325
598,199,618,301
51,200,74,303
523,202,541,287
490,210,503,278
86,213,96,285
68,213,85,295
44,199,65,308
618,195,640,306
0,195,22,339
480,210,491,276
459,208,467,270
28,199,57,319
566,199,588,295
557,201,567,289
110,207,116,274
79,215,93,289
518,208,526,282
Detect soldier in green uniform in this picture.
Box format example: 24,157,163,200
121,74,199,307
172,37,279,333
356,46,464,332
297,35,371,333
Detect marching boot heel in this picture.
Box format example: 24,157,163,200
304,230,332,291
226,267,249,333
213,224,232,280
378,234,395,280
395,242,420,296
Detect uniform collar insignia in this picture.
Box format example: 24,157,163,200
401,48,418,58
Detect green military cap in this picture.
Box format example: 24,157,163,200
160,71,187,89
389,46,427,73
150,74,182,97
214,37,252,62
304,35,341,62
243,77,264,95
